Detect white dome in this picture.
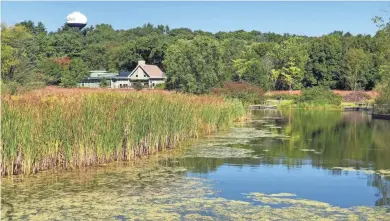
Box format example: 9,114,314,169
66,11,87,25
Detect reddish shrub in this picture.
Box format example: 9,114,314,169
53,56,71,68
343,91,371,102
212,82,264,104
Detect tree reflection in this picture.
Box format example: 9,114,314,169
174,109,390,206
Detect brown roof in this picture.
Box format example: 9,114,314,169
140,65,165,78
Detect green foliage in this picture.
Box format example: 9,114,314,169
270,37,309,90
164,36,221,94
219,38,247,82
374,13,390,114
60,58,88,88
375,89,390,114
37,59,63,84
99,78,109,88
265,93,300,100
344,48,371,90
133,82,144,91
1,14,390,93
304,35,342,88
154,82,166,89
375,64,390,114
1,24,33,80
295,87,342,107
1,81,21,95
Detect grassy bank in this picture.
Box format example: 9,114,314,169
265,88,376,110
266,87,365,110
1,91,246,176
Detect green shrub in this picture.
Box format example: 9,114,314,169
133,82,143,91
375,86,390,114
295,87,342,107
99,78,109,88
154,83,166,89
1,80,46,95
265,94,300,100
1,82,21,95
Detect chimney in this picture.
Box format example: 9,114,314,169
138,60,146,66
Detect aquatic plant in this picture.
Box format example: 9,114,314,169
1,91,246,175
2,160,389,220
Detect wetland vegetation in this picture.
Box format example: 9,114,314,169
2,109,390,220
1,91,245,176
2,3,390,220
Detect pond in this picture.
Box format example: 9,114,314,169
2,110,390,220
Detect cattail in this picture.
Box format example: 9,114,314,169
1,90,246,176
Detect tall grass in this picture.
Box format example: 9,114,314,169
1,91,246,176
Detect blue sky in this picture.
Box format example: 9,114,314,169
2,2,389,36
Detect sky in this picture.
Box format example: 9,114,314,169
1,1,389,36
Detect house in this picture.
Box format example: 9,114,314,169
78,71,118,88
78,61,166,89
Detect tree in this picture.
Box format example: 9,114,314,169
0,20,387,92
1,24,32,80
82,44,108,70
270,37,309,90
115,41,143,71
85,24,117,45
344,48,370,90
50,25,84,57
305,35,342,88
60,58,88,87
37,59,63,84
164,36,222,94
219,38,246,82
233,58,271,91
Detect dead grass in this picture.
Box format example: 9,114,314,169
24,86,173,97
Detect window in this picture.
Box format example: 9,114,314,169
144,74,146,77
153,83,155,86
136,75,138,77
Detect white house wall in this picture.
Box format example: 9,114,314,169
129,67,150,80
112,80,130,88
78,82,100,88
150,80,165,88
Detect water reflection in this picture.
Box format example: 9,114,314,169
253,110,390,170
169,110,390,207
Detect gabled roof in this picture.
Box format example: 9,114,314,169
141,65,165,78
129,64,165,79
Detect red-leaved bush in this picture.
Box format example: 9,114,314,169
53,56,71,69
212,82,264,104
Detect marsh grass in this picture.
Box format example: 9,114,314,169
1,91,246,175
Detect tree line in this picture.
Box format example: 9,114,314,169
1,16,389,93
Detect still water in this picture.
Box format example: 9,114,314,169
2,110,390,220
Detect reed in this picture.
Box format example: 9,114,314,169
1,91,246,176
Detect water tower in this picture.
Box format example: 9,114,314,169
66,11,87,29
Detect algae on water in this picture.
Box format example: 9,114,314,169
2,162,389,221
332,167,390,177
182,127,288,159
